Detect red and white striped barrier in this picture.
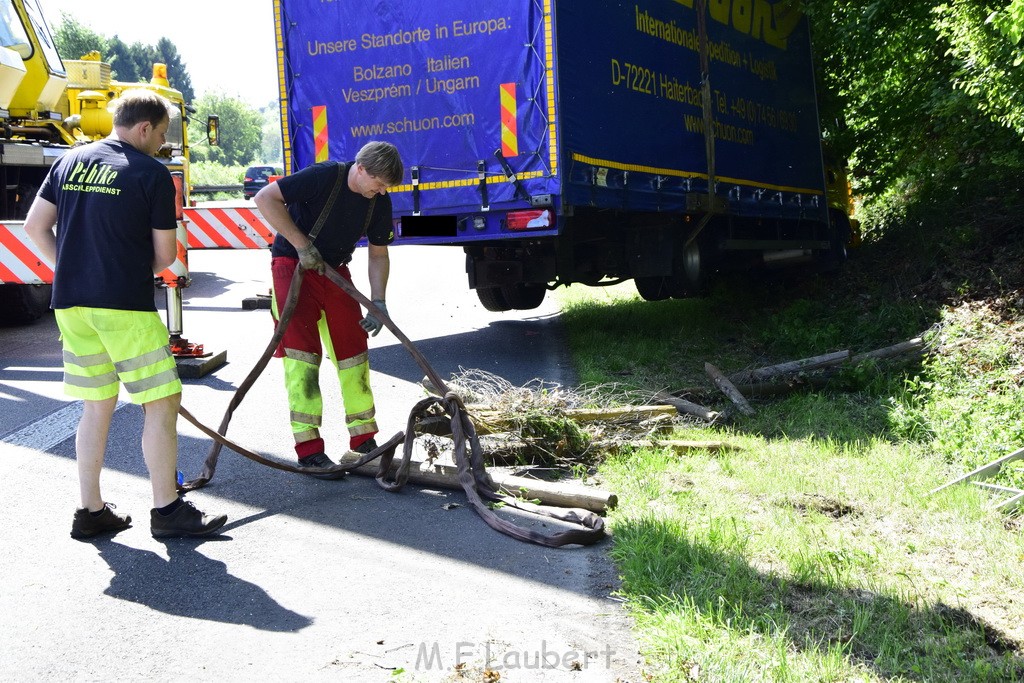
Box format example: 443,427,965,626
0,206,277,287
156,222,190,286
182,206,277,249
0,222,54,285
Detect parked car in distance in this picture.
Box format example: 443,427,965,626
243,165,283,199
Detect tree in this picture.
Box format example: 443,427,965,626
187,92,263,166
260,102,284,165
52,16,194,102
804,0,1023,208
155,37,194,103
52,13,107,61
991,0,1024,43
935,0,1024,138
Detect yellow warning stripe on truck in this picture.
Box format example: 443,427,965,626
571,153,825,196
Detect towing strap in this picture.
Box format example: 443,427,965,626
177,199,605,547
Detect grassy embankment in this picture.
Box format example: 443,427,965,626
557,231,1024,680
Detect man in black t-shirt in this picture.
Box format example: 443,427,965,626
255,141,403,477
24,90,227,539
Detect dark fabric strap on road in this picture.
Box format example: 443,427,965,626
176,173,605,547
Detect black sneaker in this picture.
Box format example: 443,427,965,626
151,499,227,538
297,451,347,480
353,438,378,455
71,503,132,540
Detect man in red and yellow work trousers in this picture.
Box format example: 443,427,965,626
271,258,378,462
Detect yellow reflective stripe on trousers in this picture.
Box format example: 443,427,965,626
64,370,118,388
346,406,375,422
115,347,174,374
283,348,322,365
290,410,322,427
336,351,368,371
123,367,180,395
348,421,378,437
63,349,113,368
292,429,320,444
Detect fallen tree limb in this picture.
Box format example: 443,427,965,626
337,452,617,512
850,337,924,364
705,362,755,416
653,391,721,422
728,350,851,385
591,438,740,454
415,404,679,437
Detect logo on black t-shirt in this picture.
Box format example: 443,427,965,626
62,161,122,196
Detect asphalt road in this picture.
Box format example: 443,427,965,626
0,245,642,682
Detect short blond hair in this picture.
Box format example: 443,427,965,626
356,141,403,186
112,90,175,129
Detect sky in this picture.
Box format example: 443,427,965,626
36,0,279,107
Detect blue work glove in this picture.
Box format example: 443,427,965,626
359,300,388,336
297,243,325,275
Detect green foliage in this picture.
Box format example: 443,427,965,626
52,15,193,101
260,103,284,165
936,1,1024,138
189,162,246,200
155,37,194,103
187,92,263,166
52,12,106,62
990,0,1024,45
894,304,1024,476
806,0,1024,236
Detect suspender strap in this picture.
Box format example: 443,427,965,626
307,162,347,242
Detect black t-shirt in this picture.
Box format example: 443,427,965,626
270,161,394,266
38,139,176,311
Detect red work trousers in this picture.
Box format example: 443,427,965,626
271,257,377,452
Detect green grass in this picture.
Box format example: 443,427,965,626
557,278,1024,682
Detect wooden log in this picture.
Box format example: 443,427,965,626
336,452,618,512
705,362,755,416
930,445,1024,494
415,404,678,437
653,391,721,422
591,439,740,454
850,337,924,364
728,350,850,385
565,405,677,422
653,439,741,453
471,404,677,423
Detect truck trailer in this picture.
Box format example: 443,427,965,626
273,0,853,311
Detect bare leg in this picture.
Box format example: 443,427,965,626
141,393,182,509
76,397,118,512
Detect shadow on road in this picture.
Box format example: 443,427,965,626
96,540,313,631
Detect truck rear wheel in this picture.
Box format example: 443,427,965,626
476,287,512,312
500,283,546,310
668,234,715,298
634,276,670,301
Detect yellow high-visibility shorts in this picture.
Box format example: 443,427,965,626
55,307,181,404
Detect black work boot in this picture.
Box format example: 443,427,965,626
353,438,378,455
151,499,227,538
297,451,346,480
71,503,132,540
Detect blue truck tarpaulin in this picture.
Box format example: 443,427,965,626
276,0,826,223
277,0,559,216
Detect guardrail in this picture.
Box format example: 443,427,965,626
191,185,243,194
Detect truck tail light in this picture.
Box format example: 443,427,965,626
506,209,553,231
